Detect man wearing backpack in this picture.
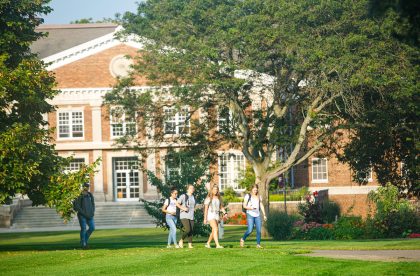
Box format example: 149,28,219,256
178,184,196,248
73,182,95,249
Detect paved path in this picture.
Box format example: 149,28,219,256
0,224,155,233
301,250,420,262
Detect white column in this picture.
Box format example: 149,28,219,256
146,150,158,194
93,149,105,201
91,104,102,142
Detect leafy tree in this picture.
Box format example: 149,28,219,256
338,1,419,196
107,0,416,222
0,0,97,220
142,149,211,236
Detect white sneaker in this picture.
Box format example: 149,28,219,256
216,245,224,249
175,244,180,248
205,243,211,248
166,245,172,248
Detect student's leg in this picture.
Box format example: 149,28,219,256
166,215,176,245
255,215,262,245
180,219,190,242
188,220,194,244
171,217,178,245
86,217,95,243
209,220,221,247
241,214,255,241
78,214,87,247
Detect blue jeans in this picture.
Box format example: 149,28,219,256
242,214,262,245
166,214,177,245
78,214,95,246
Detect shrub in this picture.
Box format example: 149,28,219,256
320,200,340,223
367,183,420,238
298,192,323,223
333,216,365,240
306,226,334,240
267,211,299,240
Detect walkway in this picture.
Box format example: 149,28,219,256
301,250,420,262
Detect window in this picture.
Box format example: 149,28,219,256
58,111,84,138
217,106,236,134
110,108,137,138
64,158,85,173
355,167,373,182
218,152,245,191
164,107,190,135
165,154,181,181
312,158,328,183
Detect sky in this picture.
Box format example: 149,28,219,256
42,0,139,24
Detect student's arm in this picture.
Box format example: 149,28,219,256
242,194,254,210
204,198,209,224
176,195,188,211
162,199,174,215
220,198,228,218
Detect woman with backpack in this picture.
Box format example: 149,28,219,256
204,184,227,248
162,187,187,248
240,184,267,248
177,184,196,249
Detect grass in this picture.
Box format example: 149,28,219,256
0,227,419,275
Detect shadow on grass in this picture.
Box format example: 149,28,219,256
0,227,249,252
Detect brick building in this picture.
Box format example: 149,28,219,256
32,23,379,217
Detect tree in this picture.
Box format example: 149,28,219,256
106,0,415,222
0,0,96,220
338,1,419,196
142,149,211,236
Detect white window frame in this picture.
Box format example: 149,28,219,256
217,106,235,132
163,106,190,135
311,158,328,183
218,151,246,191
164,154,181,181
57,110,84,140
110,108,137,139
64,157,86,173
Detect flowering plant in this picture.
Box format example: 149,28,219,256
226,212,247,225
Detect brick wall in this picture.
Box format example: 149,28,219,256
53,44,147,88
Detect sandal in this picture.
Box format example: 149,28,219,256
205,243,211,248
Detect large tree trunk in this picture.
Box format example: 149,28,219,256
253,163,270,237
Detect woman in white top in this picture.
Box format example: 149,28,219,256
204,184,227,248
240,184,267,248
162,187,187,248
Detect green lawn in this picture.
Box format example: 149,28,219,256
0,227,419,275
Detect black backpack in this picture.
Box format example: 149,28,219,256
242,193,251,213
242,194,260,213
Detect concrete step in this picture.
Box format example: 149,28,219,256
11,203,154,229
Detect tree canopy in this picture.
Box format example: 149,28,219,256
0,0,96,219
106,0,419,211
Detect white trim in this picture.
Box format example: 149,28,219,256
109,107,138,139
217,151,246,191
43,26,145,71
311,157,328,184
309,186,379,195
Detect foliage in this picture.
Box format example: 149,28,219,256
106,0,418,217
333,216,365,240
141,149,211,236
292,221,333,240
320,200,341,223
365,183,420,238
237,165,256,192
221,187,237,205
225,212,247,225
266,211,299,240
297,192,323,223
338,1,420,197
0,0,101,221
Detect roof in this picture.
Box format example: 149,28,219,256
31,23,119,58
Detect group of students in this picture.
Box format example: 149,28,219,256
162,183,267,249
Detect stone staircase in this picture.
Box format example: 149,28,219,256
10,202,155,230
